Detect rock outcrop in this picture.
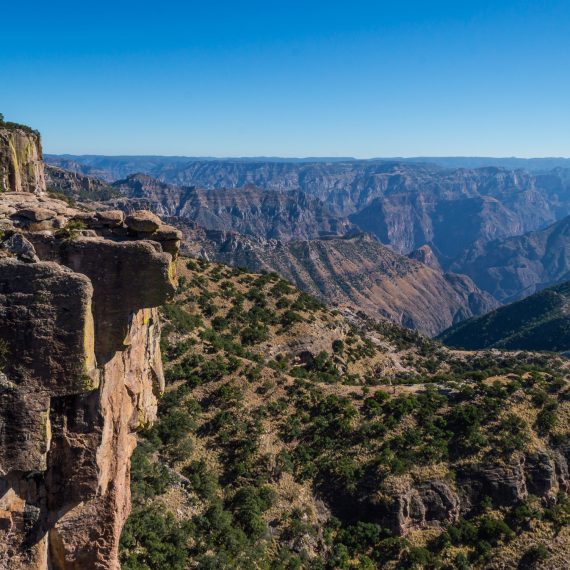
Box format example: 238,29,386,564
0,193,180,569
0,127,45,194
110,174,355,241
370,448,570,536
408,244,442,271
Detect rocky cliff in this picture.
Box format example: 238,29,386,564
0,126,45,194
0,193,181,569
111,174,355,240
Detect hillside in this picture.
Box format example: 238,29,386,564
439,280,570,352
120,255,570,569
450,214,570,303
183,229,498,336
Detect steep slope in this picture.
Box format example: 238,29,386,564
0,119,45,194
111,173,354,240
451,214,570,303
439,280,570,352
44,156,570,264
121,255,570,570
0,192,181,569
45,164,119,201
184,229,498,336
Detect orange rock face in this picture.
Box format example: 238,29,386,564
0,194,178,569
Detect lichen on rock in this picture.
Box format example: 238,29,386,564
0,127,46,194
0,193,179,569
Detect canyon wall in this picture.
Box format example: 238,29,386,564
0,127,45,194
0,193,181,569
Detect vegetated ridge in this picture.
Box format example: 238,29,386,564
439,280,570,352
182,228,498,337
120,254,570,570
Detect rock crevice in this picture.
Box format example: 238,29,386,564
0,193,178,569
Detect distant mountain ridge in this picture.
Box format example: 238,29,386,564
47,154,570,172
111,173,355,241
451,213,570,303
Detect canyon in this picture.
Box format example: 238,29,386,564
1,122,568,568
45,156,570,265
182,228,498,336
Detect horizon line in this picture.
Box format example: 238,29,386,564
45,153,570,161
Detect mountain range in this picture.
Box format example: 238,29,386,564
47,153,570,173
46,155,570,265
44,158,570,335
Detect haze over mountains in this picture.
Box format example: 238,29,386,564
450,213,570,303
47,154,570,175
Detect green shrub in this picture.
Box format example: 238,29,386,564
520,544,549,567
120,506,190,570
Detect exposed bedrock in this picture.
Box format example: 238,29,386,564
0,193,178,569
373,448,570,536
0,128,46,194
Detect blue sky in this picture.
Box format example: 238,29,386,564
2,1,570,157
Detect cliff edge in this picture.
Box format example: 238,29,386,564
0,123,45,194
0,193,181,569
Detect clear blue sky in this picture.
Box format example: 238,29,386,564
2,1,570,157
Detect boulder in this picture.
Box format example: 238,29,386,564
14,207,55,222
153,224,183,240
125,210,161,233
1,233,39,263
96,210,124,227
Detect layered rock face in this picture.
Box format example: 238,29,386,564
111,174,355,241
0,127,46,194
45,165,118,202
0,193,180,568
183,228,498,336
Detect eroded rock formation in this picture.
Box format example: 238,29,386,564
0,193,181,569
373,449,570,536
0,127,45,194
